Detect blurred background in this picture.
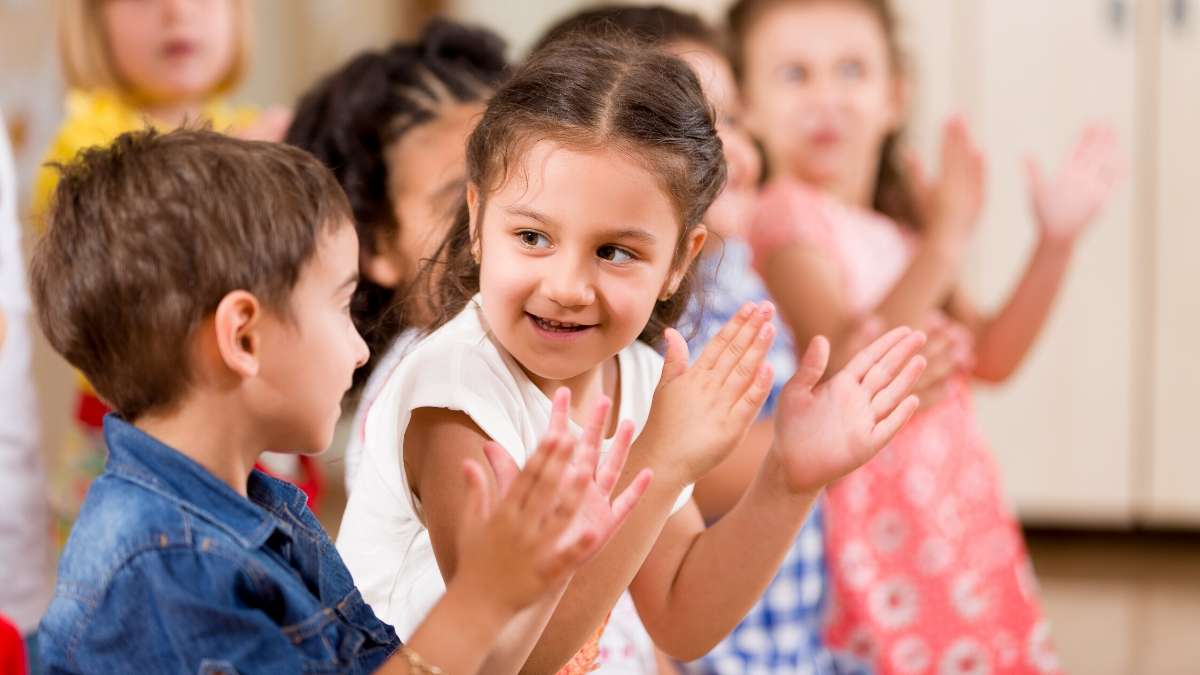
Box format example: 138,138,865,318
2,1,1198,672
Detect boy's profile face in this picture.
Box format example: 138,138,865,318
252,221,368,453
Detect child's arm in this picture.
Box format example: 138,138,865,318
408,387,655,674
628,328,925,658
954,125,1121,383
760,117,985,372
411,304,781,673
383,415,648,675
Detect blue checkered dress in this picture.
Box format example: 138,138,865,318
679,240,873,675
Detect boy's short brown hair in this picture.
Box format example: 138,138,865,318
31,127,352,420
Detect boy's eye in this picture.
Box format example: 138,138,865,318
517,230,552,249
597,245,634,263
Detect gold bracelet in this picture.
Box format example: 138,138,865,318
399,644,446,675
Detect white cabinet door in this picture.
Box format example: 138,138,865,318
1148,0,1200,525
962,0,1140,524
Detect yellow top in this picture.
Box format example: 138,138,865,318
32,88,258,223
32,89,259,399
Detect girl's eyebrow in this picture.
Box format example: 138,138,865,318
506,205,556,226
600,228,658,245
507,206,659,245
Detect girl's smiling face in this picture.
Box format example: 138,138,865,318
469,140,705,385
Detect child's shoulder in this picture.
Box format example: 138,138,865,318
55,473,231,591
395,301,516,390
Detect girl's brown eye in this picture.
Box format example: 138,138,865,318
597,245,634,263
517,230,551,248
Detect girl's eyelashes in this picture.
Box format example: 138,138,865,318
597,244,635,264
516,229,553,249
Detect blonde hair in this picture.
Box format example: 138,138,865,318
57,0,252,96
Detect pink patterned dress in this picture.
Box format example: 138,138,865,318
750,179,1061,675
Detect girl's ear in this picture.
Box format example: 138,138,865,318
661,224,708,300
362,224,405,289
212,290,263,378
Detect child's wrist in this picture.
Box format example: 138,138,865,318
440,574,516,640
1036,228,1079,256
760,448,823,504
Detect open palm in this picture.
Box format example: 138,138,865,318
1029,124,1121,245
483,388,650,560
773,328,927,494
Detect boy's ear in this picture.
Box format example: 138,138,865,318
212,290,263,378
661,224,708,300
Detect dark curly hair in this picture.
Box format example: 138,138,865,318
418,36,726,345
285,18,509,391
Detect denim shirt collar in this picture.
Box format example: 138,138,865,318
102,414,309,549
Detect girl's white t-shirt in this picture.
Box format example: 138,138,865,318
343,330,419,491
337,297,692,673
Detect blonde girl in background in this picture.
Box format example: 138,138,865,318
34,0,295,543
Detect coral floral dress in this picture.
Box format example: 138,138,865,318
750,179,1061,675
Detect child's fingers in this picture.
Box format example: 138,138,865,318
862,332,927,397
872,355,927,419
578,396,611,477
733,363,773,420
604,468,653,533
506,432,559,508
522,434,574,516
870,394,921,450
659,328,691,384
792,336,830,392
844,326,913,382
549,387,571,437
712,303,773,384
595,420,636,496
694,303,757,371
721,319,775,393
539,465,590,544
461,459,493,526
482,441,519,497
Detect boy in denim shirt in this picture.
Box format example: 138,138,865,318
31,128,650,674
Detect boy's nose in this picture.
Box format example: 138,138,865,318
352,329,370,369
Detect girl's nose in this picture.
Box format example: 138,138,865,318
543,253,596,308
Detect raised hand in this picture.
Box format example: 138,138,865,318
907,116,986,244
1028,124,1121,246
639,301,778,485
913,311,974,411
771,327,927,494
456,389,653,611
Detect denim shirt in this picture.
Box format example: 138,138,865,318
39,415,401,674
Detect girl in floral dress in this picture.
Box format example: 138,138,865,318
727,0,1121,672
